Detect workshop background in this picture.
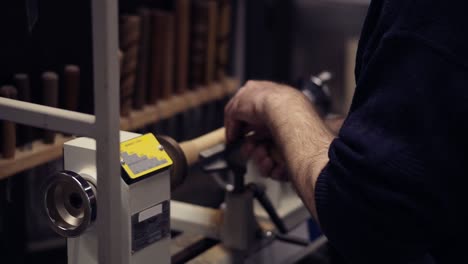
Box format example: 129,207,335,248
0,0,368,263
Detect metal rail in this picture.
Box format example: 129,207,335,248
0,98,95,137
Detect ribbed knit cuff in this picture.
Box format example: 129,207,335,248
314,164,331,225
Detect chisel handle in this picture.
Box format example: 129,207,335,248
179,127,226,165
178,116,342,167
14,74,34,145
64,65,80,111
42,72,59,144
0,85,18,158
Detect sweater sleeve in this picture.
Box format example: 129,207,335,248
315,32,468,263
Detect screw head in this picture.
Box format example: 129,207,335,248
225,184,234,192
158,145,164,151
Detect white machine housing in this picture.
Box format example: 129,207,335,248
63,131,171,264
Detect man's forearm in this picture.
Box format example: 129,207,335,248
265,92,334,220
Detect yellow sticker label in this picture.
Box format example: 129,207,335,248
120,134,173,179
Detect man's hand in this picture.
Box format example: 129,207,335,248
224,81,304,141
224,81,304,181
224,80,335,220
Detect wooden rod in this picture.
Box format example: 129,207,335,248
64,65,80,112
42,72,59,144
178,114,343,167
149,10,165,104
14,74,31,102
161,13,175,100
0,85,18,159
119,15,141,117
175,0,190,93
134,9,151,110
179,127,226,165
14,74,34,146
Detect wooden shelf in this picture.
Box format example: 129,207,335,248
0,135,72,180
0,78,239,180
120,78,238,131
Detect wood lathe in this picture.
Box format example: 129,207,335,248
40,71,340,263
41,126,315,264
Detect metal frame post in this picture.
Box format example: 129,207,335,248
91,0,127,263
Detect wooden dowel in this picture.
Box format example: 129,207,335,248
120,15,141,49
179,127,225,165
14,74,34,146
64,65,80,111
134,9,151,109
0,85,18,159
216,0,231,80
119,49,131,117
121,47,139,77
161,14,175,100
177,116,343,168
149,11,165,104
14,74,31,102
42,72,59,144
206,0,218,85
191,1,210,87
175,0,190,93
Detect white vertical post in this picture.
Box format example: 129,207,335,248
91,0,128,264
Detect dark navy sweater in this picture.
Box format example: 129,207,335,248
315,1,468,263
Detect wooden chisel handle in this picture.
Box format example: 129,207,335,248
134,9,151,109
179,127,284,167
161,14,174,100
42,72,59,144
64,65,80,111
0,85,18,159
179,127,226,165
160,127,228,190
162,127,282,189
149,11,164,104
14,74,34,146
14,74,31,102
120,15,140,116
175,0,190,93
178,114,344,167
